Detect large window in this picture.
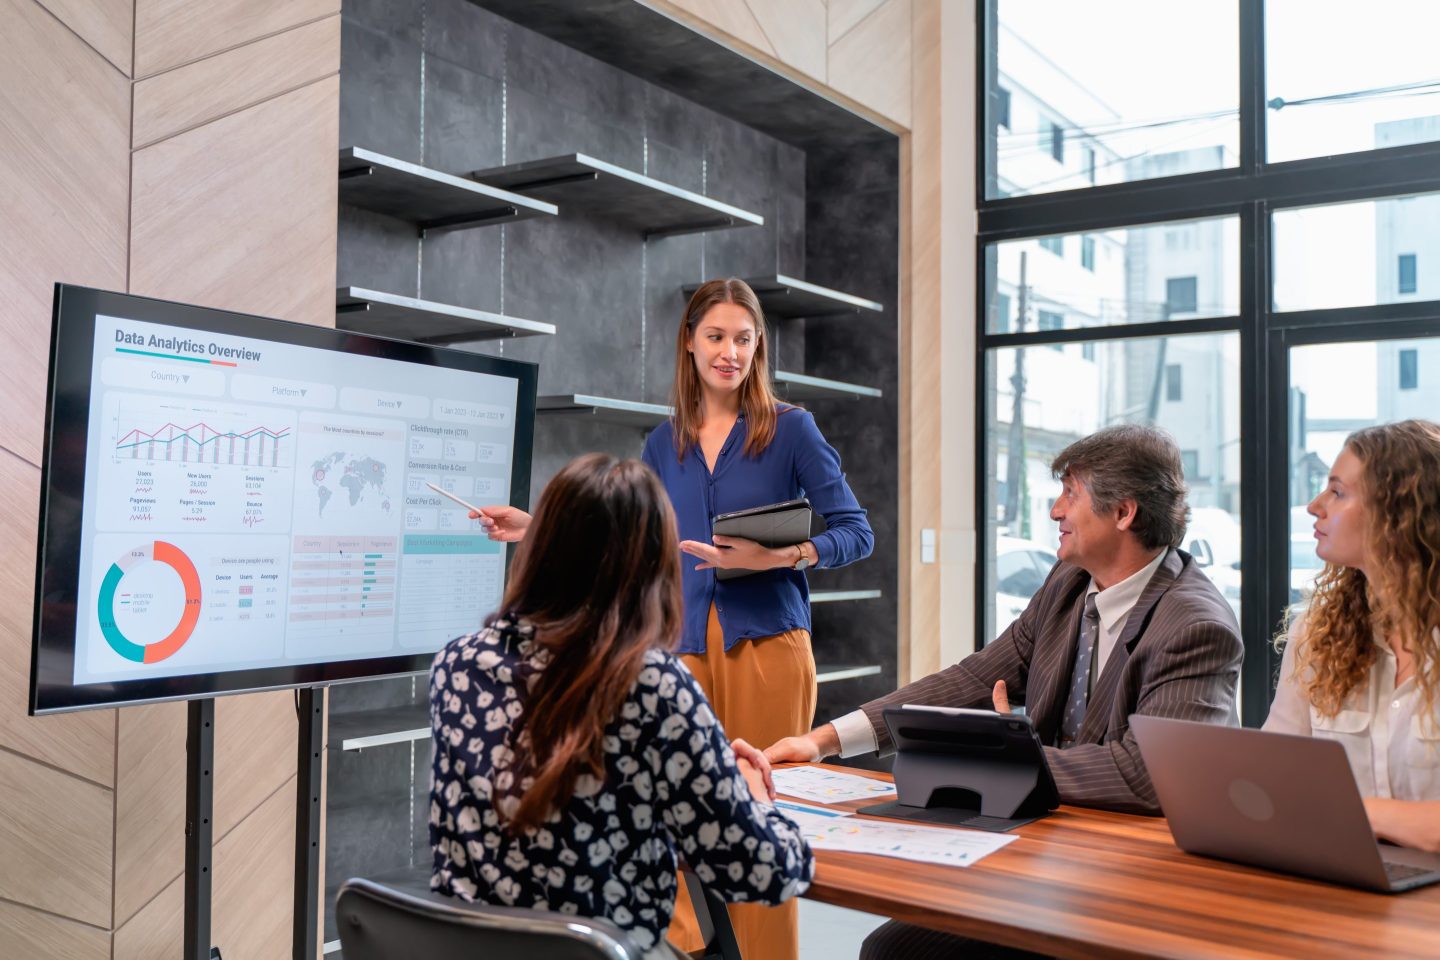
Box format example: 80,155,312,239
1272,191,1440,310
1265,0,1440,162
986,0,1239,199
980,1,1440,725
986,218,1238,334
1287,334,1440,601
984,332,1241,641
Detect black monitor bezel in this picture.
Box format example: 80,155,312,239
30,284,537,714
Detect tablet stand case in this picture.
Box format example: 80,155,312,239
861,706,1060,832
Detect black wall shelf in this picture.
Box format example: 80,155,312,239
336,287,556,343
774,370,882,401
686,274,883,318
473,153,765,238
339,147,558,233
537,394,674,428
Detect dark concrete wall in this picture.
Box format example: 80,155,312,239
803,139,902,729
326,0,898,939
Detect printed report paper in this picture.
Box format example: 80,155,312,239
779,807,1019,868
772,766,898,804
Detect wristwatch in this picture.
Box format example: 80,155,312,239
792,542,812,571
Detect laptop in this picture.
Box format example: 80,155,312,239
1131,715,1440,893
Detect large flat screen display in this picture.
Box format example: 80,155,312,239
30,285,536,713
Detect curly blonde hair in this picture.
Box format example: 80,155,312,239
1294,419,1440,721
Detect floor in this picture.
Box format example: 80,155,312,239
799,898,888,959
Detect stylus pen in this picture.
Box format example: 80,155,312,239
425,481,486,516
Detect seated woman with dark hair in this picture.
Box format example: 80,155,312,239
1266,419,1440,853
428,453,814,958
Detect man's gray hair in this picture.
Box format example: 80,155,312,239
1050,424,1190,550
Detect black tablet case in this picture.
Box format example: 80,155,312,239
710,499,825,580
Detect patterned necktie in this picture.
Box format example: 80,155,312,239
1058,593,1101,748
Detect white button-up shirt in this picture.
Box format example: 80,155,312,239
1264,615,1440,802
832,550,1166,758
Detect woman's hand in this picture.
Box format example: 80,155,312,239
732,737,776,801
679,535,791,572
1364,796,1440,853
467,505,532,542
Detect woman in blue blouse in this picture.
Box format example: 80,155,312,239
475,278,873,958
431,453,814,960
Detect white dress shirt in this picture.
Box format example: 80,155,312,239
831,550,1167,758
1263,614,1440,802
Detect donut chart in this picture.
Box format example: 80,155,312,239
97,541,202,663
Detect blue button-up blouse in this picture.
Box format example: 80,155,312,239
641,405,874,655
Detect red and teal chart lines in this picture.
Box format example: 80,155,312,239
115,420,291,467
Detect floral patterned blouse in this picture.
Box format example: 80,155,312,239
428,616,814,958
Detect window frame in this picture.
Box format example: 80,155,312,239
976,0,1440,726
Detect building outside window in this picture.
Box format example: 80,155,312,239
1081,235,1095,271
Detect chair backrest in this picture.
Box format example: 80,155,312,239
335,877,645,960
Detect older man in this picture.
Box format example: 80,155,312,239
766,424,1244,959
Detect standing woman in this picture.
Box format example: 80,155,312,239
474,278,874,958
1264,419,1440,852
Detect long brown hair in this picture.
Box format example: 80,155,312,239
670,278,784,460
497,454,683,832
1292,419,1440,721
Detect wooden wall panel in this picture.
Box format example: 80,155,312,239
35,0,134,76
744,0,827,83
113,701,186,928
0,446,115,782
0,748,112,925
134,0,339,78
827,0,913,129
931,0,976,668
660,0,777,60
114,777,298,959
112,878,180,960
0,0,130,465
212,775,299,956
133,14,339,149
0,899,109,960
130,77,341,330
0,449,116,786
214,690,298,837
906,0,943,679
829,0,889,45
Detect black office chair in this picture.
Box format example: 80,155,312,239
336,877,643,959
335,868,741,960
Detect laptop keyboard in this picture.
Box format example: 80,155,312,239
1383,861,1434,885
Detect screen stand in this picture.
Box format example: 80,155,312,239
293,687,325,960
184,698,222,960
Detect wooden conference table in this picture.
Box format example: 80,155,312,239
790,764,1440,959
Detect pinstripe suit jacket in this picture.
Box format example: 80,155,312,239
861,548,1242,815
